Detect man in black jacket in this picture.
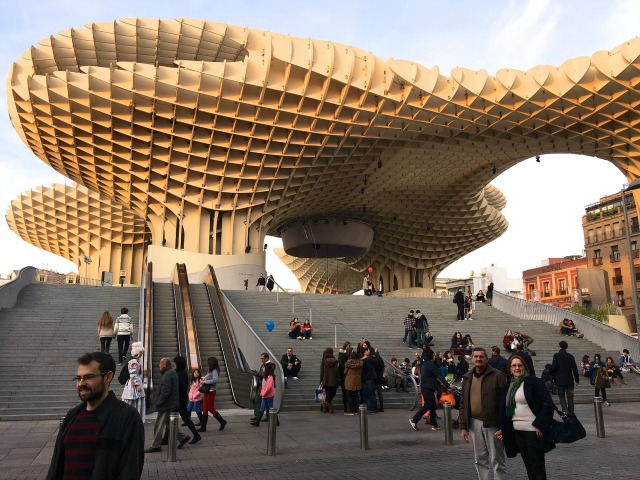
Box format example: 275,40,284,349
549,340,579,413
453,288,465,320
47,352,144,480
488,346,508,375
409,349,450,431
145,357,191,453
161,356,201,445
280,347,302,383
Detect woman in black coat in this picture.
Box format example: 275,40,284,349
499,355,555,480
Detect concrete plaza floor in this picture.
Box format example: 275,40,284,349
0,401,637,479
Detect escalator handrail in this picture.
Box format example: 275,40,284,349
171,264,186,358
142,262,153,399
205,265,243,371
176,264,201,372
205,265,285,411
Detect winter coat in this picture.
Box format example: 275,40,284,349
320,357,339,387
121,358,144,400
261,375,275,398
344,358,363,391
459,364,507,430
113,314,133,336
188,382,203,402
550,349,579,387
98,325,114,338
46,391,144,480
500,376,556,458
155,365,180,412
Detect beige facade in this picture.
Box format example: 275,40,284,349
583,191,640,317
6,184,149,285
6,19,640,288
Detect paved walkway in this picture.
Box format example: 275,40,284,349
0,402,637,479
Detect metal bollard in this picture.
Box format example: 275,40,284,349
267,409,278,456
359,404,369,450
168,412,179,462
593,396,605,438
443,401,453,445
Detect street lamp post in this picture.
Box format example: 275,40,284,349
620,179,640,349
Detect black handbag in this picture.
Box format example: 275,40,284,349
198,383,212,394
551,406,586,443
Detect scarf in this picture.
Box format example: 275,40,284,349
506,373,528,417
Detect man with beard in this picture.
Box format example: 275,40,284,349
46,352,144,479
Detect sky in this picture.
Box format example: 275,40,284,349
0,0,638,289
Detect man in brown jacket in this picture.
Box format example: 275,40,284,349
459,347,507,480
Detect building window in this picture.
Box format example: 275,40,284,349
633,241,638,259
528,284,535,299
632,216,639,234
617,291,625,307
593,249,602,266
613,267,623,285
543,282,550,297
611,245,620,262
559,279,567,295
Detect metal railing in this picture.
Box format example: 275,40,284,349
222,294,286,412
0,267,36,310
202,265,256,408
492,291,639,358
171,264,186,358
142,263,153,400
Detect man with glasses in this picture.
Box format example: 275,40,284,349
250,353,270,422
47,352,144,479
459,347,508,480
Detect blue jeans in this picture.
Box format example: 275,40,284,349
187,400,202,414
403,329,415,347
362,381,376,412
260,396,274,413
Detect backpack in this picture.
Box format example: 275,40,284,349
118,363,130,385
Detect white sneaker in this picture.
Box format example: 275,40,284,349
292,377,298,380
604,401,611,406
409,419,418,431
309,337,313,340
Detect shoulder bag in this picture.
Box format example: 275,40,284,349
198,383,212,394
551,406,586,443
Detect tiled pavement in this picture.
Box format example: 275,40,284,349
0,401,637,479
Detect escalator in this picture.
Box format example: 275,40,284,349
189,284,233,408
151,282,180,389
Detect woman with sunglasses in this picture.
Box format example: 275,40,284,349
499,355,555,479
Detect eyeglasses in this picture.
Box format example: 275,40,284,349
73,373,107,382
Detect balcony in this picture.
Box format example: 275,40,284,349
612,276,624,285
618,299,626,307
559,289,567,295
633,250,640,258
593,257,603,266
542,291,551,298
610,253,621,263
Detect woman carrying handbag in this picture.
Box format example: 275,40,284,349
589,353,611,406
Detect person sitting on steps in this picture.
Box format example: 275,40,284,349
288,318,302,339
280,347,301,387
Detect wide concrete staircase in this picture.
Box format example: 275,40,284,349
223,291,640,411
0,284,140,420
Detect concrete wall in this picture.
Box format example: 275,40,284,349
147,244,266,290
